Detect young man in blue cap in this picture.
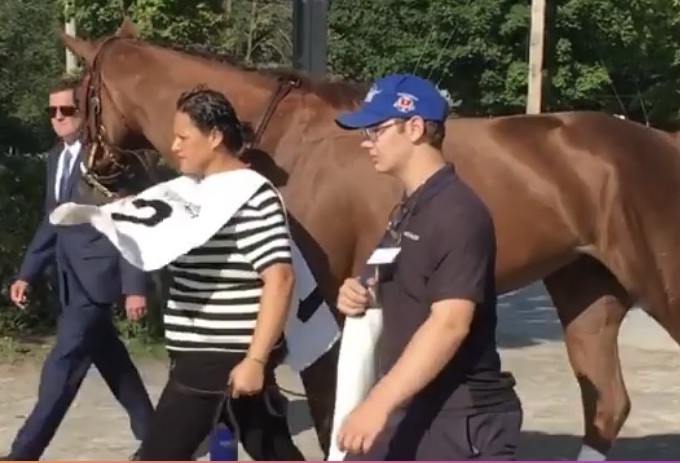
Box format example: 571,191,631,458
334,74,522,460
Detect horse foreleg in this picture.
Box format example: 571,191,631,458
544,256,631,460
298,342,339,458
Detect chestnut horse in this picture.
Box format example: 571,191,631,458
60,20,680,459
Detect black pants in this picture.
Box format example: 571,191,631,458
346,406,522,461
138,350,305,461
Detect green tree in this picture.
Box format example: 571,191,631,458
327,0,531,115
0,149,58,334
64,0,293,67
550,0,680,126
0,0,63,151
327,0,680,126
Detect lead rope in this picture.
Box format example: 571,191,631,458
171,380,287,448
171,380,242,446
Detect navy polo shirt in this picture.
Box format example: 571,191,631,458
367,164,518,414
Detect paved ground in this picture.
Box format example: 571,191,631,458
0,282,678,461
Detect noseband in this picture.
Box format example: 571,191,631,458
80,37,301,200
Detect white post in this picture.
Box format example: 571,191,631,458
64,1,77,74
527,0,545,114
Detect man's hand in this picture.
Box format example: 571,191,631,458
9,280,30,309
337,396,390,456
337,277,375,316
125,294,147,322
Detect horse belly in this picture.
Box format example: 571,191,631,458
492,208,580,294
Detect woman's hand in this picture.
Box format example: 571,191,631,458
228,357,265,398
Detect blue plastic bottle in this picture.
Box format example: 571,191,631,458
209,422,238,461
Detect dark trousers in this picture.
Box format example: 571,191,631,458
9,298,154,460
138,350,305,461
346,405,523,461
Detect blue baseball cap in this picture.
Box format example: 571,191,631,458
335,73,450,130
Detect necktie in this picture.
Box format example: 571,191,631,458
59,148,73,201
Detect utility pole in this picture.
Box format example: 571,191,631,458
64,0,77,74
292,0,328,77
527,0,545,114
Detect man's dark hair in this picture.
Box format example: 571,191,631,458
176,86,254,155
423,121,445,149
395,119,446,149
48,73,82,95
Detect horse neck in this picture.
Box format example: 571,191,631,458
117,44,287,162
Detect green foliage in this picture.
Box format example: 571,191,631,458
0,0,63,152
327,0,531,115
544,0,680,125
0,150,58,334
328,0,680,124
62,0,293,67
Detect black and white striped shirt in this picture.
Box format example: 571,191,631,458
164,182,292,353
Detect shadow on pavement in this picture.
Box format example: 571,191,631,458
286,399,680,461
496,282,563,349
518,431,680,461
287,398,314,436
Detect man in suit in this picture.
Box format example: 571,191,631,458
3,75,155,460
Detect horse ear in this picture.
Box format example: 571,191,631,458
59,29,97,67
115,17,139,39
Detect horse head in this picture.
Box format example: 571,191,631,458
60,18,164,203
59,17,375,204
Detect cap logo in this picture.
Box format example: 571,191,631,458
364,85,381,103
394,92,417,113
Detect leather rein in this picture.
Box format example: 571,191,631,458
80,36,301,199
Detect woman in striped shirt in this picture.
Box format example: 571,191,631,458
138,87,304,461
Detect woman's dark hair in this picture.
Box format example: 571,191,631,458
176,85,255,155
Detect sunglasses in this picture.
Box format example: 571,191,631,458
48,105,77,118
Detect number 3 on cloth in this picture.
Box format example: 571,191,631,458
110,199,173,227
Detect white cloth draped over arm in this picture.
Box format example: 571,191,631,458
327,308,383,461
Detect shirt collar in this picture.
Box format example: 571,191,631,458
401,163,455,215
63,139,82,154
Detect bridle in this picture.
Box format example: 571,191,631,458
79,36,301,199
79,36,150,199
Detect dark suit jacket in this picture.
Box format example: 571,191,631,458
16,140,147,306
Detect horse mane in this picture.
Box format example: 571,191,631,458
140,39,369,108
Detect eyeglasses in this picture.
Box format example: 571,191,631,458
384,184,426,244
48,106,77,118
360,121,402,141
385,199,418,245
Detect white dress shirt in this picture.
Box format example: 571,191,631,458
55,140,82,201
